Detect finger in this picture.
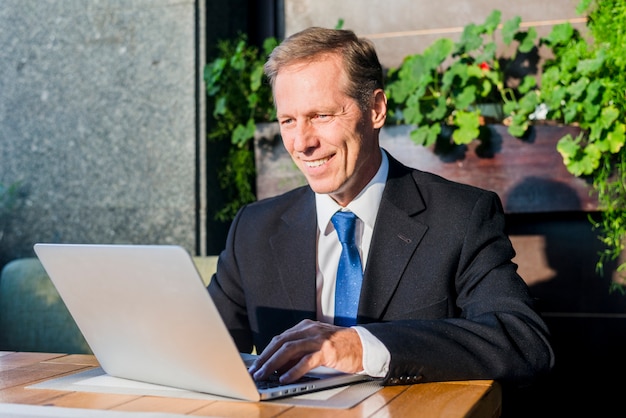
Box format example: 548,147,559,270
249,320,316,377
247,335,281,375
278,352,321,383
279,327,364,381
252,339,312,381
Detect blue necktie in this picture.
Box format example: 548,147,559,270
331,211,363,327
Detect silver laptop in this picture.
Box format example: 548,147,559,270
33,243,372,401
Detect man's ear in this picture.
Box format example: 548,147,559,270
371,89,387,129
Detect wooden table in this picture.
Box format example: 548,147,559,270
0,352,501,417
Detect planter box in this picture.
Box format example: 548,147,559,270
255,123,597,213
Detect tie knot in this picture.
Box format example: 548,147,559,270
331,211,357,245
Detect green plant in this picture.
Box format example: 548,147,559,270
507,0,626,289
204,34,278,221
385,10,539,148
386,2,626,289
529,0,626,289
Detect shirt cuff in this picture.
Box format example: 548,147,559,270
353,326,390,378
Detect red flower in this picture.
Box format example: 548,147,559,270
479,62,490,71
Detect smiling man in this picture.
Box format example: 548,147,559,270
208,27,554,391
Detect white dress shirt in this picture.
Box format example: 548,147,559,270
314,149,390,378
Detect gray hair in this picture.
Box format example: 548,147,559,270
264,27,384,111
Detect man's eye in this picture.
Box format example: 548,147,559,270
280,118,293,125
315,114,329,120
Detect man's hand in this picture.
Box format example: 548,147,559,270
248,319,364,384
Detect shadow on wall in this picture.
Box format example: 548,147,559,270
503,178,626,417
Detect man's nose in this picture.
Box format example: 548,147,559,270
292,121,316,151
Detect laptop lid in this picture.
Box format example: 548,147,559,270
33,243,370,401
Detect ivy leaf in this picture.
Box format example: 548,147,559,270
231,118,256,147
557,134,601,176
508,113,530,137
262,37,279,55
213,96,227,117
410,124,440,147
556,134,578,165
563,102,580,124
517,27,538,53
576,0,593,14
482,10,502,35
247,92,259,109
582,100,601,124
518,90,541,113
456,23,483,54
606,122,626,153
566,76,589,100
389,44,446,104
229,40,247,71
580,143,602,174
204,58,226,95
455,85,477,109
423,38,455,68
475,42,497,63
453,110,480,144
560,48,581,73
502,16,521,45
250,65,264,92
577,49,606,75
544,23,575,46
600,105,619,129
402,100,424,125
426,96,449,121
518,75,537,94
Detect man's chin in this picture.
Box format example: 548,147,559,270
306,180,338,196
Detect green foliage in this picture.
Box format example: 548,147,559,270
582,0,626,288
385,2,626,288
517,0,626,287
533,21,625,178
204,35,278,221
385,10,538,148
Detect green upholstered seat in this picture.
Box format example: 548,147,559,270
0,255,218,354
0,257,91,354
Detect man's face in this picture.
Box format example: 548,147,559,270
273,54,386,206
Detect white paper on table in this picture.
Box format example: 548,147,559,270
27,367,381,408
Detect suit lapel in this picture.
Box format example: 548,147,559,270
359,155,429,321
263,156,429,323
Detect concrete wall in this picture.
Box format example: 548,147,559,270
0,0,200,268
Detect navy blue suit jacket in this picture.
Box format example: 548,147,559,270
208,152,554,386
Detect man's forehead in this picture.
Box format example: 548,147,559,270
274,55,348,98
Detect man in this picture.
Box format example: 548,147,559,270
208,27,554,388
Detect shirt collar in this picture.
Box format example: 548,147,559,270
316,149,389,234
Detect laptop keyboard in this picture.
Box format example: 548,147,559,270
255,371,320,389
244,357,322,389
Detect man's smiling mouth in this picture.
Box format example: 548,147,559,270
304,157,330,168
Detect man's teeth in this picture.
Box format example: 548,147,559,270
305,158,329,167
